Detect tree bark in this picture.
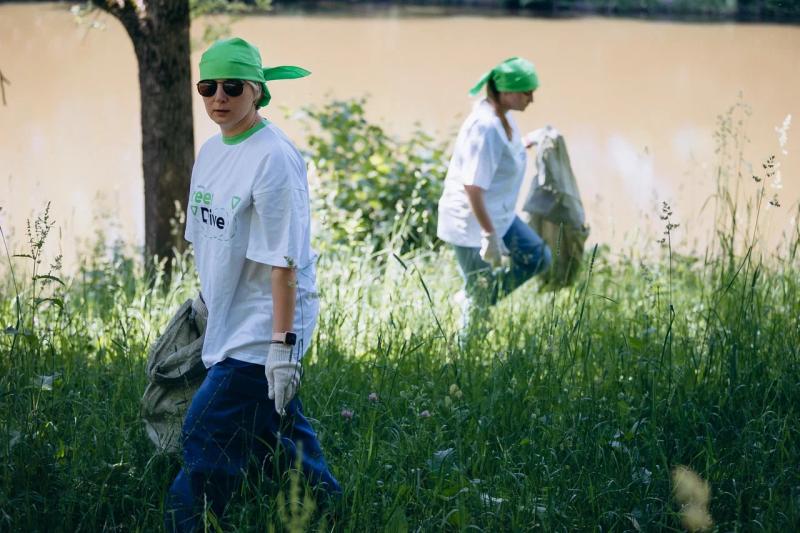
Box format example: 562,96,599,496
103,0,194,264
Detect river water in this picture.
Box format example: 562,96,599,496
1,3,798,270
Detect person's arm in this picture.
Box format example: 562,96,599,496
464,184,494,234
267,264,300,416
465,185,509,266
271,265,296,335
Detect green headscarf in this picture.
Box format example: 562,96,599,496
199,37,310,108
468,57,539,97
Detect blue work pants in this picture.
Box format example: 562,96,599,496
453,216,552,330
164,358,340,532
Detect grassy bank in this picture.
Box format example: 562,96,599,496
2,98,799,530
1,202,799,531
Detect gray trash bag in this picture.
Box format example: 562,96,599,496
141,295,208,453
519,125,590,288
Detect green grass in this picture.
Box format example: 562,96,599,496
2,99,799,530
1,206,798,532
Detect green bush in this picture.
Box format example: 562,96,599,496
300,98,449,254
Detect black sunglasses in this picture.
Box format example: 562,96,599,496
196,79,246,98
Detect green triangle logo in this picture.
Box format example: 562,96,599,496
191,205,198,216
232,196,241,209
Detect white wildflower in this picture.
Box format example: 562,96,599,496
775,114,791,155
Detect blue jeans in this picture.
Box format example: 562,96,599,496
165,358,341,532
453,217,551,328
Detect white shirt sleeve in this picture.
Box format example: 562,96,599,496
184,216,194,243
246,149,311,269
459,121,504,190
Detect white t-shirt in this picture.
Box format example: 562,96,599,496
185,119,318,367
437,99,527,248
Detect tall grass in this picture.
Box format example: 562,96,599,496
1,112,798,531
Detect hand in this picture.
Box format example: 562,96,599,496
522,131,538,149
266,343,302,415
480,231,510,268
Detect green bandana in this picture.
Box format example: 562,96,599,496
199,37,310,108
468,57,539,96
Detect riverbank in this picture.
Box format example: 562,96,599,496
266,0,800,23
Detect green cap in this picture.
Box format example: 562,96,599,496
468,57,539,96
199,37,310,108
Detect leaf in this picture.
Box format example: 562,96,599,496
0,430,21,457
33,373,61,391
440,485,468,499
384,507,409,533
34,274,65,286
34,297,64,310
479,493,506,507
427,448,456,472
445,506,470,528
627,337,644,351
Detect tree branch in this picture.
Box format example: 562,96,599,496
96,0,147,41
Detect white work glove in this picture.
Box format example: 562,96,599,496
480,231,510,268
266,343,302,415
522,131,538,149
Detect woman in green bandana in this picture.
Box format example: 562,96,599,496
437,57,552,333
165,37,340,532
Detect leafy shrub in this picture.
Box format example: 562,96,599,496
300,98,448,254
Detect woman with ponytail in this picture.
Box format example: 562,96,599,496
437,57,552,334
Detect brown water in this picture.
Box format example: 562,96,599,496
1,3,798,270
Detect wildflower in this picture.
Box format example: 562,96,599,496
672,466,710,506
770,171,783,191
681,504,713,532
635,467,652,485
672,466,713,532
609,430,627,451
419,410,431,418
479,493,506,507
368,392,379,402
775,114,791,156
657,201,680,246
448,384,463,399
340,409,353,420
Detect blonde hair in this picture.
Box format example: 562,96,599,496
245,80,262,108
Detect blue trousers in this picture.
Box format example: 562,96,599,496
165,358,341,532
453,217,552,328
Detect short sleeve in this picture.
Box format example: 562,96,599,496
246,148,311,269
184,146,206,244
458,122,504,190
184,210,194,243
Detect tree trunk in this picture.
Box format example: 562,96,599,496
108,1,194,264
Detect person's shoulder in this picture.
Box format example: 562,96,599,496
251,122,302,158
199,133,224,152
252,123,307,186
470,99,497,121
464,101,503,140
195,134,224,163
